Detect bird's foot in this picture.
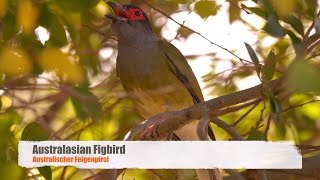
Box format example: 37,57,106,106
141,124,160,140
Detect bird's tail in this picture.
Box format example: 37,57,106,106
196,169,223,180
175,121,223,180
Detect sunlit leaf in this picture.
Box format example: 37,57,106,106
21,122,49,141
262,49,276,81
270,0,297,18
240,4,267,19
247,128,267,140
21,122,51,179
0,0,8,17
38,5,67,46
288,60,320,92
298,0,317,18
93,0,114,18
2,11,16,41
38,48,84,84
0,110,21,161
38,166,52,180
285,30,303,56
259,0,274,13
55,0,100,12
177,27,193,39
17,0,39,34
269,95,281,124
244,43,261,79
0,74,4,86
0,110,21,135
71,86,102,121
229,0,240,24
283,15,304,36
194,0,219,19
0,162,24,179
263,14,286,38
0,47,33,77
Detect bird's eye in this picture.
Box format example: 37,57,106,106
135,11,141,16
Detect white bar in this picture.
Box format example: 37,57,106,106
18,141,301,169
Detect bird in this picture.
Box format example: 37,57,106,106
105,2,222,180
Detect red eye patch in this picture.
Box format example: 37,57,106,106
127,8,145,21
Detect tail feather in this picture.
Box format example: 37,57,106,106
197,169,222,180
175,122,223,180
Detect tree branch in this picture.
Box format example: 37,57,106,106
126,77,285,140
225,154,320,180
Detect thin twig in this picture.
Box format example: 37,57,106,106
282,100,320,113
139,0,252,64
210,117,243,140
232,102,259,126
264,115,272,136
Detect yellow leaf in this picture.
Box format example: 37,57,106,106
0,47,33,77
93,0,113,18
17,0,39,33
270,0,297,18
38,48,84,84
0,0,8,17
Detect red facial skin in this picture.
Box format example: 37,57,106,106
113,6,145,21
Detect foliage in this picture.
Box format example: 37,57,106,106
0,0,319,179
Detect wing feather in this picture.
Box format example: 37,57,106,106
159,40,204,104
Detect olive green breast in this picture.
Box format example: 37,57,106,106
116,42,195,119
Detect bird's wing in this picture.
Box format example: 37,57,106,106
159,40,216,141
158,40,204,104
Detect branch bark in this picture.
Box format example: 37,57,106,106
126,77,285,140
225,154,320,180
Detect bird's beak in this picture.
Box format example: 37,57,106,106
105,1,129,21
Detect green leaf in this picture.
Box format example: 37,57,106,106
38,4,54,28
0,162,24,179
38,166,52,180
37,4,68,46
244,43,261,79
262,49,276,81
0,110,21,139
300,0,318,18
21,122,49,141
0,110,21,161
269,95,281,124
259,0,274,13
288,60,320,92
247,128,267,140
229,0,240,23
0,110,22,126
194,0,219,19
285,29,303,56
282,15,304,36
240,4,267,19
45,16,68,47
71,86,102,121
0,74,4,86
55,0,100,12
2,11,17,41
263,15,286,38
21,123,52,180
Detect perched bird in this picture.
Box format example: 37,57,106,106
106,2,222,180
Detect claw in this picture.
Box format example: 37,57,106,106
141,124,160,140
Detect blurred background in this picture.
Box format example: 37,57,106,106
0,0,320,179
